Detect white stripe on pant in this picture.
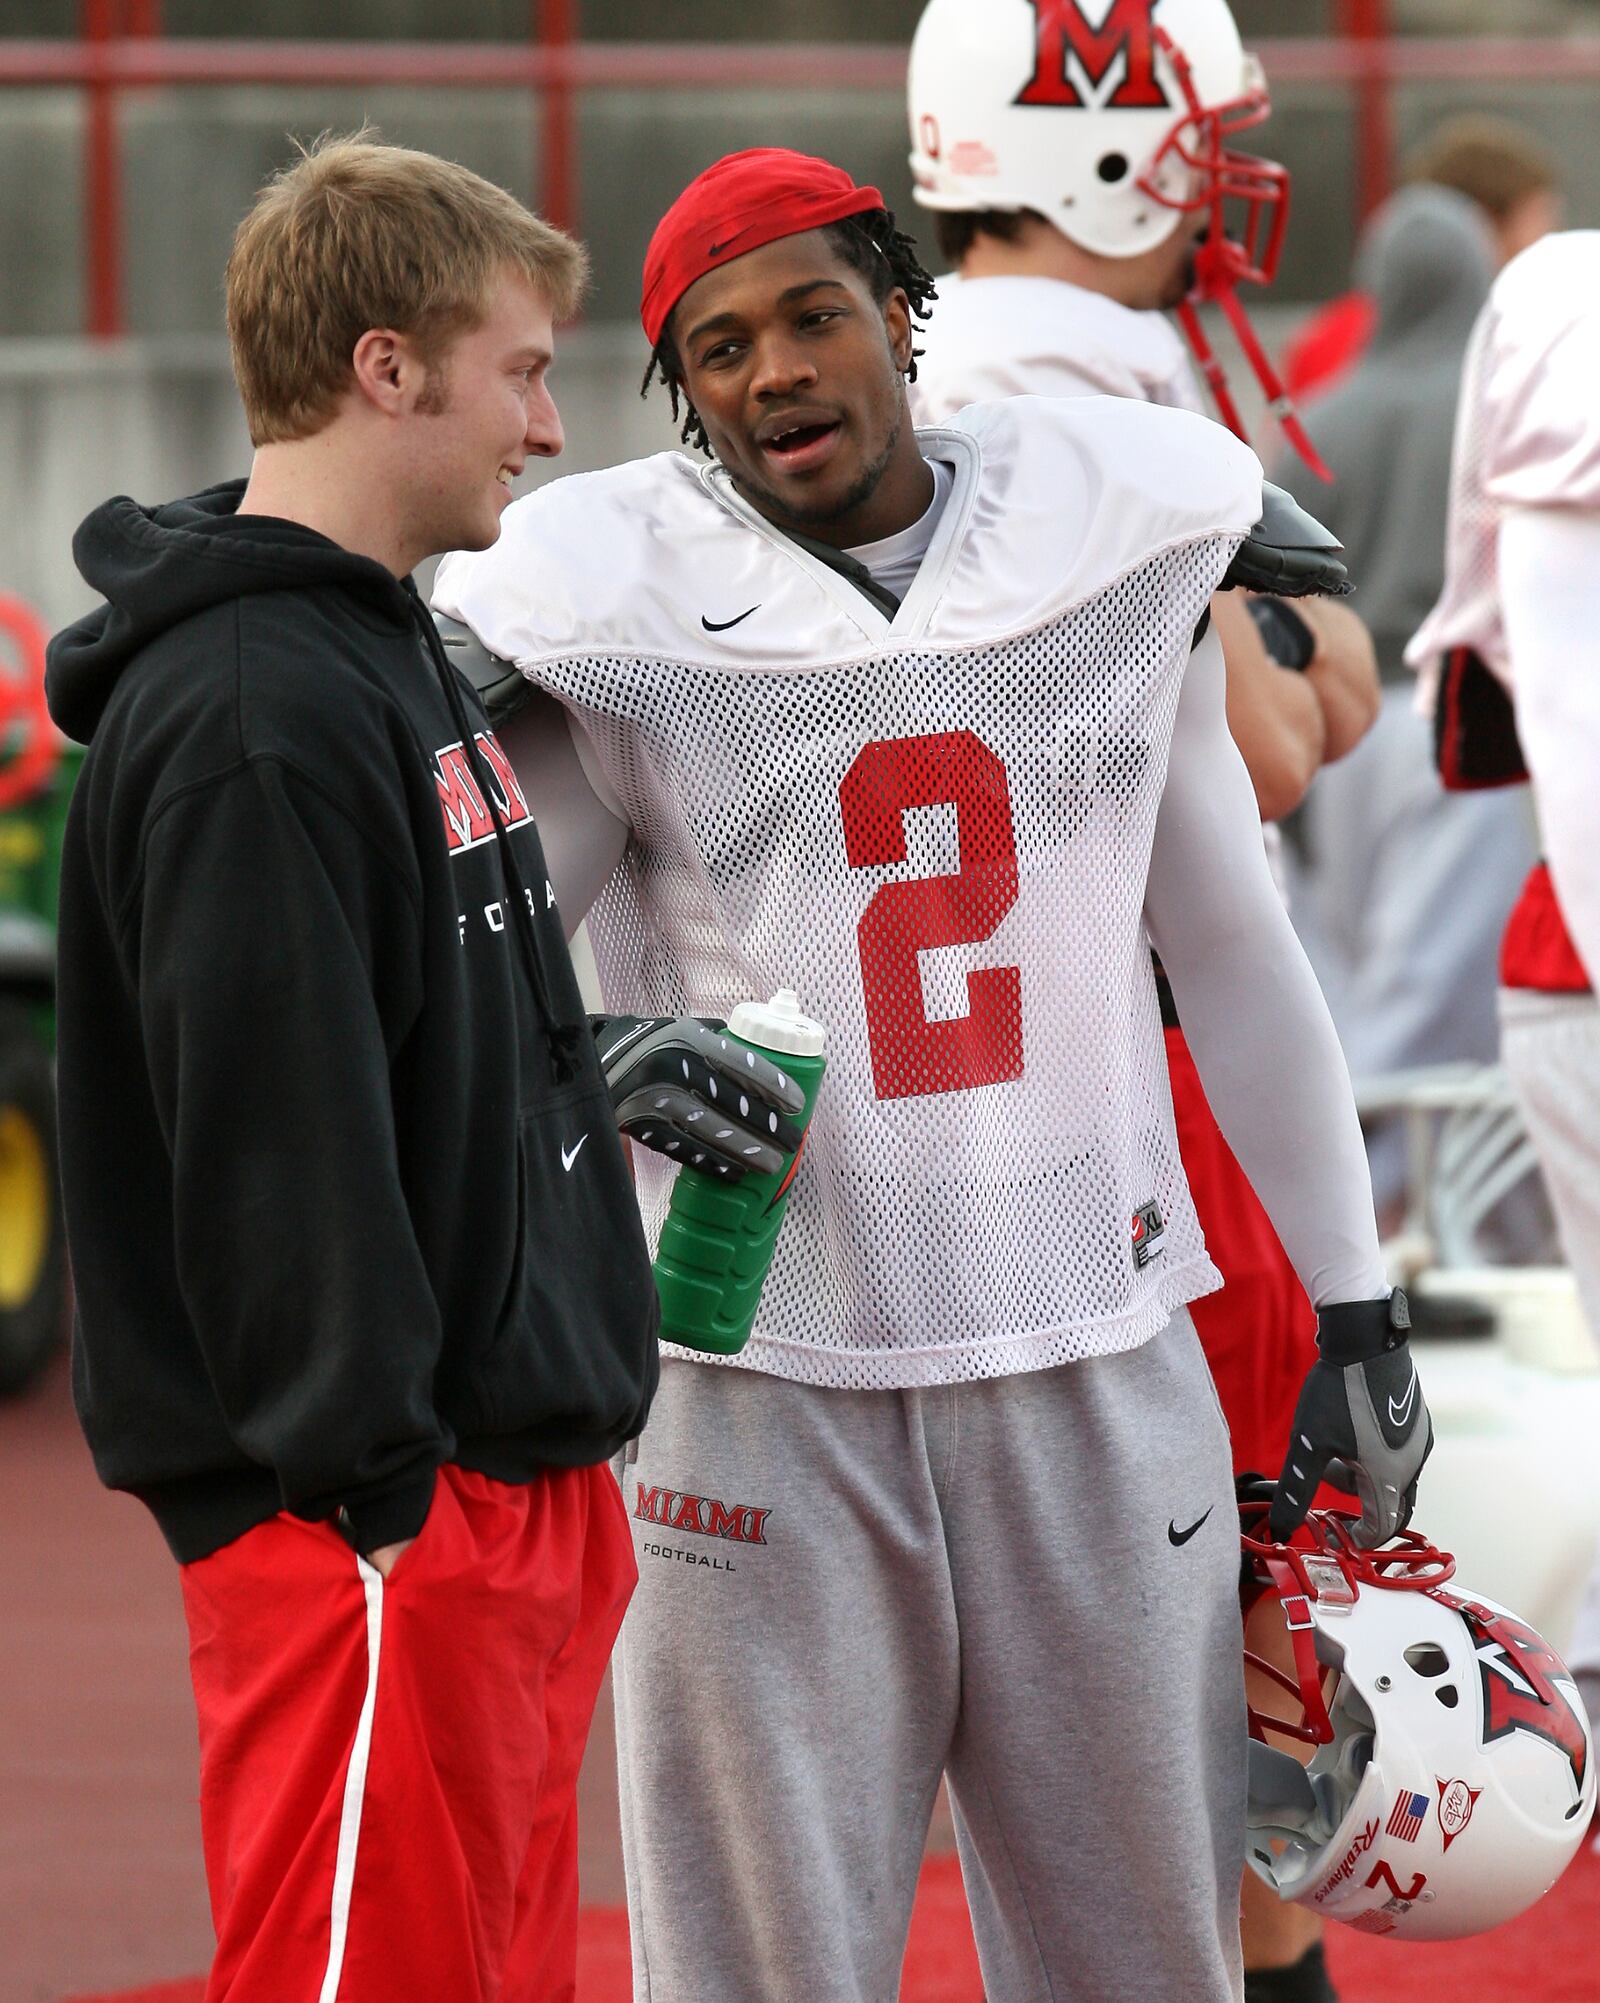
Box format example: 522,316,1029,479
318,1558,385,2003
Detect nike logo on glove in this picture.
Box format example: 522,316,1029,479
561,1135,588,1173
598,1021,652,1067
1388,1368,1419,1427
1168,1507,1213,1547
702,606,759,633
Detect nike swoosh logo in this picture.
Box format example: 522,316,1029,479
1168,1506,1213,1547
560,1135,588,1173
598,1021,652,1068
702,606,760,633
1388,1368,1418,1428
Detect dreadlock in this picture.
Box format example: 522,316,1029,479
640,206,939,456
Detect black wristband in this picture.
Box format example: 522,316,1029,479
1245,596,1317,672
1316,1288,1410,1365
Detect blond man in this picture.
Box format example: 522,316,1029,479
44,136,661,2002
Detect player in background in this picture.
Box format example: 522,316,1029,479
907,0,1378,827
1283,115,1561,408
1407,230,1600,1730
906,10,1378,1994
1279,187,1536,1232
436,146,1426,2003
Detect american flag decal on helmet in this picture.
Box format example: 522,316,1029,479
1386,1790,1429,1843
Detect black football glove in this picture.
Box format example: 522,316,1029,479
591,1015,807,1182
1268,1290,1433,1550
1220,481,1352,599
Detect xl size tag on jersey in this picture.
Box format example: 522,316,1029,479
1131,1199,1165,1270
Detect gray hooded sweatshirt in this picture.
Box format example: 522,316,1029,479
1283,185,1495,683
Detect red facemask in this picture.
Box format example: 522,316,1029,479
1139,28,1331,481
1240,1501,1457,1752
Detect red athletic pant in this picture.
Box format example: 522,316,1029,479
1166,1025,1319,1478
180,1461,634,2003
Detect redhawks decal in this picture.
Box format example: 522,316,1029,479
1014,0,1170,111
433,730,532,854
1435,1593,1590,1794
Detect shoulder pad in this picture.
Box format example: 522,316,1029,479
1220,482,1352,599
433,613,530,729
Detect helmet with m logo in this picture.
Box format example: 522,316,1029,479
908,0,1327,471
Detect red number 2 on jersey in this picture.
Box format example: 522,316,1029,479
839,729,1024,1101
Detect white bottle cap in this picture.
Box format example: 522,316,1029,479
726,988,826,1059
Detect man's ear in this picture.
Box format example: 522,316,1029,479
884,289,915,374
350,327,424,416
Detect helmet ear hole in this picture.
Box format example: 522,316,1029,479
1096,152,1131,185
1404,1641,1451,1678
1435,1685,1461,1709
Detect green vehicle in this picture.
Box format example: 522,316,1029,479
0,595,72,1395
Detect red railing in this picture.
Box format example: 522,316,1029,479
4,22,1599,339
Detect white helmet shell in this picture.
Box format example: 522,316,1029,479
909,0,1260,261
1243,1510,1596,1942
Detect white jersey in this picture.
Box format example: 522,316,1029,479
1408,231,1600,695
911,273,1205,426
1406,233,1600,984
437,398,1260,1389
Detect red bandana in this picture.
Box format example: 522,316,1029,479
640,148,884,347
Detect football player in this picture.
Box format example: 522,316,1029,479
434,147,1428,2003
1408,228,1600,1736
907,10,1379,1993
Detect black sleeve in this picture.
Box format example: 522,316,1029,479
127,755,444,1548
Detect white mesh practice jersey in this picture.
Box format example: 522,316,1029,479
436,398,1261,1389
1409,231,1600,697
911,274,1205,427
909,271,1287,900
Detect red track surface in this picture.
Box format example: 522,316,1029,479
5,1354,1595,2003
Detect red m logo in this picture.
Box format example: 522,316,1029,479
1015,0,1169,110
433,731,532,854
1448,1598,1590,1794
435,745,493,853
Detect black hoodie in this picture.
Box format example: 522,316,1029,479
47,481,658,1564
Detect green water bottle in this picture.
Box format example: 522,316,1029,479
653,990,827,1354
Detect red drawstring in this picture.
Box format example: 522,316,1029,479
1176,292,1334,484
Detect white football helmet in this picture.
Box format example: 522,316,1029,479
909,0,1276,265
1241,1500,1595,1942
908,0,1327,473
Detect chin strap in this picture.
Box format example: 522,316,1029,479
1175,291,1334,486
1251,1546,1341,1750
1239,1501,1457,1754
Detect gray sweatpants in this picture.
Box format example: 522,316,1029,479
613,1311,1245,2003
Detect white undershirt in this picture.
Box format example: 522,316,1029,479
846,456,955,605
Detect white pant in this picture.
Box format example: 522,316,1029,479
1499,987,1600,1340
1499,985,1600,1733
612,1314,1244,2003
